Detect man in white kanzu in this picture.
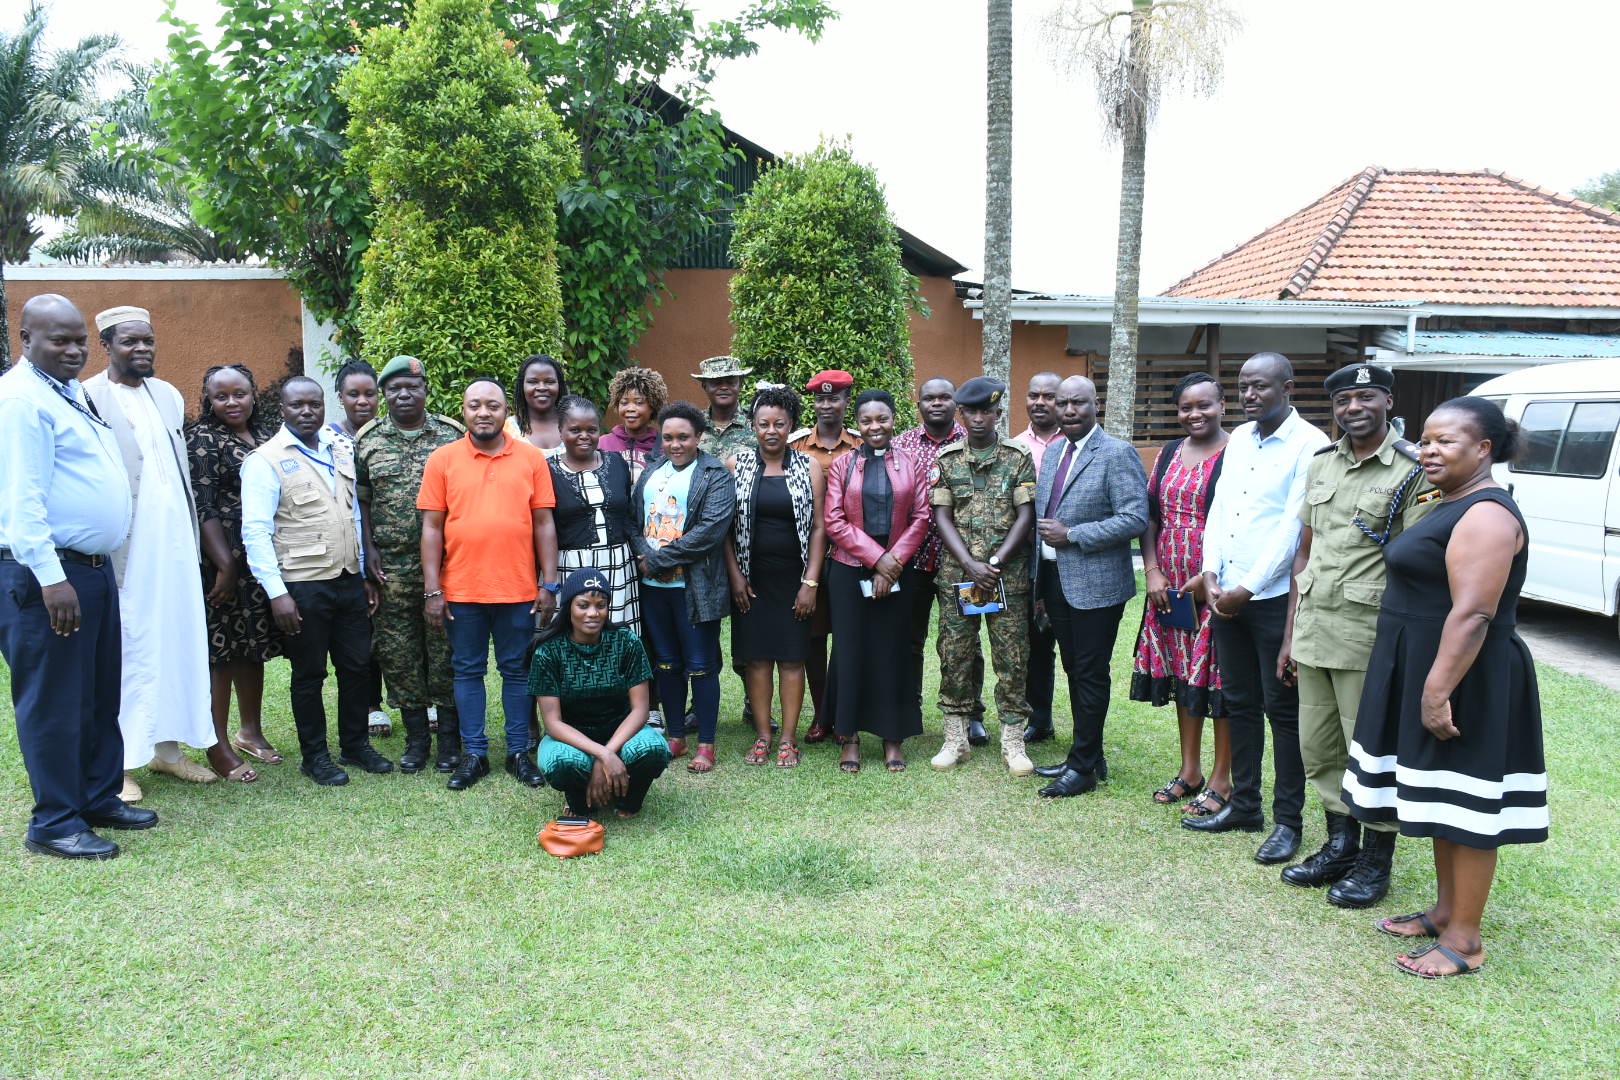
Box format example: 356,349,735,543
84,306,231,797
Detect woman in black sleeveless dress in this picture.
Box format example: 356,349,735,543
1343,397,1546,979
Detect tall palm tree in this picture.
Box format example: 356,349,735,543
982,0,1013,428
1041,0,1239,439
0,2,116,364
44,64,245,265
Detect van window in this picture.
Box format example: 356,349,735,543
1512,399,1620,478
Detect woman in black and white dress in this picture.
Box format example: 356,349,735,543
1343,396,1546,979
546,396,639,636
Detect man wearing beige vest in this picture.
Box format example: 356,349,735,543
84,305,228,800
241,376,387,785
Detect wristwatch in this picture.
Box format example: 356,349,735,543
539,581,561,594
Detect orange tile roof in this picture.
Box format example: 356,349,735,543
1163,167,1620,307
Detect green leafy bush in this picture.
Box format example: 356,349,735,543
341,0,576,416
728,141,924,408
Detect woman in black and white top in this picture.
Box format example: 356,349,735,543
546,396,639,636
724,386,826,767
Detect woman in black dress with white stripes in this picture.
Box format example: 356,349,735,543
1343,397,1546,979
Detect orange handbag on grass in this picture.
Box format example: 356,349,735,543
538,816,605,858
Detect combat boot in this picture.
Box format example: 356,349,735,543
930,715,971,770
434,708,462,772
1281,811,1360,887
1000,720,1034,776
398,708,432,773
1328,828,1396,908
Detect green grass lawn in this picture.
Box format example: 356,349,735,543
2,590,1616,1080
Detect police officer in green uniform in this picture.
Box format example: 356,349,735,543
355,355,467,773
1277,363,1438,907
927,377,1038,776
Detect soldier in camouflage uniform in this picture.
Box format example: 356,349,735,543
1278,363,1438,908
692,355,757,462
355,355,467,774
927,377,1038,776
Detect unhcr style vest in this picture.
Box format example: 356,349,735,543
254,426,361,582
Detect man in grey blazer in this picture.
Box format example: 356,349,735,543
1030,375,1149,797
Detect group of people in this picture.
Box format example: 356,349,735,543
0,292,1546,980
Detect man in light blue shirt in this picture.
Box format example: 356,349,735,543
1185,352,1328,864
0,294,153,859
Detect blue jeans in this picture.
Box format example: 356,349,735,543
640,585,721,743
445,601,534,757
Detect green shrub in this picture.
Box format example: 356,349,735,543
341,0,577,416
728,141,925,409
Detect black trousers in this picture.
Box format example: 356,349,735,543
0,558,124,842
282,574,373,762
1040,572,1124,777
1026,600,1056,728
1208,594,1304,830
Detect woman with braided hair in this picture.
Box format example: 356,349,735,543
185,363,286,766
723,385,826,767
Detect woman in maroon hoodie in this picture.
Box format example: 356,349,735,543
598,367,667,481
823,389,932,773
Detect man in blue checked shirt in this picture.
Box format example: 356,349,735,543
0,295,152,859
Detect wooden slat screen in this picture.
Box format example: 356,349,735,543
1086,353,1346,445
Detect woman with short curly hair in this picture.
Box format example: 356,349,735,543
599,367,668,479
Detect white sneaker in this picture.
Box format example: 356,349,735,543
647,709,666,730
368,709,392,736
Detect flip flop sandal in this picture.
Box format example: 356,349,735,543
1394,941,1482,979
775,742,800,768
1183,788,1227,816
1153,774,1205,804
1376,911,1440,939
231,737,284,765
886,758,907,773
744,737,771,765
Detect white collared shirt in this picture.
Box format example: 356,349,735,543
1040,423,1099,561
1199,407,1328,599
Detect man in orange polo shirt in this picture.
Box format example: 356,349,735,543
419,378,559,790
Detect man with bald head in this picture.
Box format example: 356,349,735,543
242,374,387,786
1184,352,1327,864
1029,374,1148,798
84,306,227,794
0,295,150,858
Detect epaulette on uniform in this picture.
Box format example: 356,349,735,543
1002,437,1032,455
354,416,385,441
788,427,812,442
1393,438,1420,462
937,439,968,455
436,413,468,434
1314,442,1338,456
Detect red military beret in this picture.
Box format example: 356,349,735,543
805,369,854,395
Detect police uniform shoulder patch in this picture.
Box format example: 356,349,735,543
1393,438,1420,462
1314,443,1338,456
927,459,943,486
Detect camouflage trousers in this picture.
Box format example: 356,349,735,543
374,576,454,709
934,585,1030,724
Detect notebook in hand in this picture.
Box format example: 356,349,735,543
1160,588,1197,631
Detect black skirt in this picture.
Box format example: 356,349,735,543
732,476,810,663
827,559,922,741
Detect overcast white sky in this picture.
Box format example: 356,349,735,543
42,0,1620,294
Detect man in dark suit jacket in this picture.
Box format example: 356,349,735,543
1030,375,1149,797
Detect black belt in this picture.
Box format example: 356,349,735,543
0,546,108,569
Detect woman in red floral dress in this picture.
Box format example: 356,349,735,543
1130,373,1231,813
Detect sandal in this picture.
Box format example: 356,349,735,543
886,757,907,773
1183,787,1228,816
775,742,800,768
231,737,283,765
1394,941,1482,979
744,737,771,765
1376,911,1440,939
666,737,688,759
687,745,716,773
212,761,258,783
836,734,860,774
1153,774,1205,805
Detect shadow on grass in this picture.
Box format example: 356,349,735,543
700,834,878,897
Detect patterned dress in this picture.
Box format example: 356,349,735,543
1129,446,1225,717
549,451,640,636
186,415,283,664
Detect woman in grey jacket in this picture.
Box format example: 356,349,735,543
629,401,738,772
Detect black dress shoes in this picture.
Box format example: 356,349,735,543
84,803,158,830
447,753,490,790
1254,824,1302,864
1038,768,1097,798
25,830,119,860
966,718,990,746
1181,802,1265,833
1033,762,1069,778
301,753,350,786
505,751,545,787
1023,722,1055,743
339,745,394,774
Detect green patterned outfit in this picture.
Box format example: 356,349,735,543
700,409,755,462
929,439,1037,724
354,412,465,709
529,626,671,813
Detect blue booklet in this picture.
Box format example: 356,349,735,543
1160,588,1197,631
954,578,1007,615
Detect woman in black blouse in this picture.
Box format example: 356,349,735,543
546,395,640,635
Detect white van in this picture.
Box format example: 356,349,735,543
1473,358,1620,635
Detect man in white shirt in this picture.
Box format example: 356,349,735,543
1185,353,1327,863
